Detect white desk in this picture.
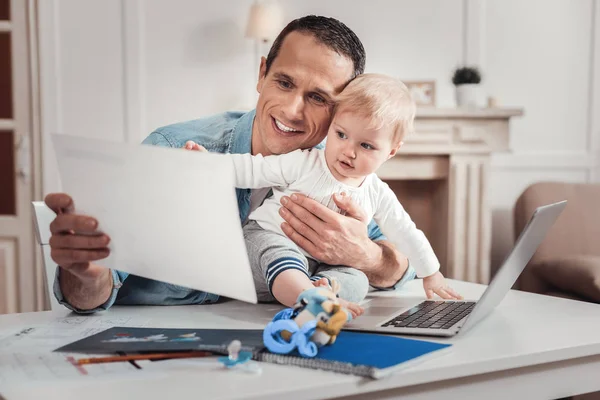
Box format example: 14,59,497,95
1,279,600,400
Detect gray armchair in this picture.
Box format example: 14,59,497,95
514,182,600,303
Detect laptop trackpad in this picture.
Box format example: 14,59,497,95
362,306,403,318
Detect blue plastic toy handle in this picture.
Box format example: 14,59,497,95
263,320,299,354
272,308,295,322
263,319,320,358
294,325,318,357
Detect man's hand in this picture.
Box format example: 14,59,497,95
422,271,463,300
46,193,111,273
183,141,207,152
45,193,113,310
279,192,380,269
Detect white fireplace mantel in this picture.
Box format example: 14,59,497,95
377,108,524,284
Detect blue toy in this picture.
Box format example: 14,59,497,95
263,286,352,358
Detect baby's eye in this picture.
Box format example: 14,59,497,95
337,131,347,139
361,143,374,150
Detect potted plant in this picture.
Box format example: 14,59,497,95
452,66,482,108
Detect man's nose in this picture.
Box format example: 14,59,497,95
282,94,304,120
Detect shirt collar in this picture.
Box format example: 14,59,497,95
229,109,256,154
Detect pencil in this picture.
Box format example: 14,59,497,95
75,351,213,365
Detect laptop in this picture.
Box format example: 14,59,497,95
345,200,567,337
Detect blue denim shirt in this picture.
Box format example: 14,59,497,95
53,109,416,313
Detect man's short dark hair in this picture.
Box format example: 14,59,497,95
264,15,366,80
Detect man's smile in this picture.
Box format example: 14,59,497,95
272,117,303,136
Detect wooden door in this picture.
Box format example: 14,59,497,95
0,0,42,313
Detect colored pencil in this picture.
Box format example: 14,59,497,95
75,351,213,365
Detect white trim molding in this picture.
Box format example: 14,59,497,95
28,0,45,311
0,119,16,130
37,0,63,194
0,240,18,314
121,0,146,144
462,0,486,69
590,0,600,183
0,0,39,313
0,21,11,32
491,152,595,170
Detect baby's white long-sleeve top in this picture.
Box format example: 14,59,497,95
228,148,440,278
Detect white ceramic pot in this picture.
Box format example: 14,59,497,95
455,83,480,108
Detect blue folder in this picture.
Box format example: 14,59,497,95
57,327,451,379
258,331,452,379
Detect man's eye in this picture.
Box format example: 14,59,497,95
337,131,347,139
310,94,326,104
361,143,374,150
277,80,292,89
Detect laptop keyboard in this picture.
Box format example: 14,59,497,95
381,300,476,330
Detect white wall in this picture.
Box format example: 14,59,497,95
38,0,600,274
485,0,599,272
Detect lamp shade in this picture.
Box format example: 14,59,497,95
245,1,284,42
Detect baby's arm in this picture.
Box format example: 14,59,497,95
271,270,363,318
229,151,302,189
271,269,317,307
182,142,307,189
373,183,440,279
373,182,462,299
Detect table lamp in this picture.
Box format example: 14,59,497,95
246,0,284,71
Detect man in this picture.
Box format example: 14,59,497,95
46,15,426,314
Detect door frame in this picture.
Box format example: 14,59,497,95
0,0,44,313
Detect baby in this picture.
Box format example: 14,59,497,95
185,73,461,315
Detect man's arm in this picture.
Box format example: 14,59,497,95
278,193,410,287
359,240,410,288
59,265,113,310
45,193,115,312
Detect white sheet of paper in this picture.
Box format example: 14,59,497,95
0,316,150,354
0,315,154,390
51,134,257,304
0,352,141,388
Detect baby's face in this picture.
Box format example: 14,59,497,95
324,109,399,185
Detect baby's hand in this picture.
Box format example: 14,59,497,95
422,271,463,300
311,277,331,289
337,298,364,319
183,141,207,152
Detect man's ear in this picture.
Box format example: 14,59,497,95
387,140,404,160
256,56,267,94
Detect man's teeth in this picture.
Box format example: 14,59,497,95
275,119,299,132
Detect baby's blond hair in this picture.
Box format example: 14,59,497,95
334,73,416,144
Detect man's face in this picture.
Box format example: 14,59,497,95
252,32,354,156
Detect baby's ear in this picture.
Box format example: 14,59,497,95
388,141,403,159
